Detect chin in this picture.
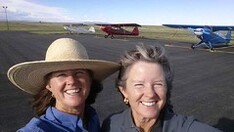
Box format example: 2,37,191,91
146,110,160,118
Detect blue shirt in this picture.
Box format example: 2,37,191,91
18,106,100,132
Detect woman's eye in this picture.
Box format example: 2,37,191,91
57,73,66,77
134,84,143,88
75,71,86,76
154,83,164,88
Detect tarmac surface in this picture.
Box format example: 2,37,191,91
0,31,234,131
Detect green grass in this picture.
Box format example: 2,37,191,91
139,25,198,43
0,21,65,34
0,21,233,44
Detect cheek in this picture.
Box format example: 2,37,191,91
158,89,167,100
126,88,142,100
47,79,63,91
86,83,91,93
84,78,92,90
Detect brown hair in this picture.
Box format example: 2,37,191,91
32,70,103,116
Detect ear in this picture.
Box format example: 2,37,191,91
118,86,128,98
46,84,52,92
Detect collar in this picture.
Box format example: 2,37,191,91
122,108,163,131
122,108,136,129
39,106,100,131
46,106,84,129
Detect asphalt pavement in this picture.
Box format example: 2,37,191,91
0,31,233,131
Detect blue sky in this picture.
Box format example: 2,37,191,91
1,0,234,25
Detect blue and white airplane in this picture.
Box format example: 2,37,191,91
163,24,234,50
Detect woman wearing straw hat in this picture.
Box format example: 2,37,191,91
7,38,120,132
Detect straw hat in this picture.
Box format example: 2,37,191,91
7,38,120,95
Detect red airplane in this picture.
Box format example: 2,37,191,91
96,23,141,38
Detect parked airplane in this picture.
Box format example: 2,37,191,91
63,24,95,34
96,23,141,38
163,24,234,50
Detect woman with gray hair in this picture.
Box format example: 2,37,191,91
101,44,221,132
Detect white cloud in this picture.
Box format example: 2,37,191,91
1,0,75,22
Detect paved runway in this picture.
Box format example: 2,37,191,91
0,31,234,131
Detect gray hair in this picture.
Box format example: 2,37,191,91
116,44,173,108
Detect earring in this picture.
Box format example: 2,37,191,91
50,93,55,101
124,98,129,105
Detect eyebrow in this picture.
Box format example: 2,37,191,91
130,79,164,83
130,79,144,83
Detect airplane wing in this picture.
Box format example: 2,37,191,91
163,24,234,31
63,22,97,27
64,23,87,27
96,23,141,27
209,26,234,31
162,24,204,29
63,22,95,34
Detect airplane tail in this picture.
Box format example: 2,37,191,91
132,27,139,35
88,26,95,33
225,30,232,41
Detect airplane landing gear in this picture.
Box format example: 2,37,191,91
191,44,195,49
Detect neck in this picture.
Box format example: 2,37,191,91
136,118,157,132
132,112,159,132
55,104,86,118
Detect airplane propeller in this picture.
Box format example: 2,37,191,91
187,28,199,38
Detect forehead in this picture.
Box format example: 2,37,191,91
130,61,162,71
52,69,88,74
127,61,164,79
45,69,91,80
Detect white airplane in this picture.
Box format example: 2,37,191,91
63,24,95,34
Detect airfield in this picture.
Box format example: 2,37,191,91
0,31,234,131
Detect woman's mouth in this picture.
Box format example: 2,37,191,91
65,89,81,95
141,101,156,107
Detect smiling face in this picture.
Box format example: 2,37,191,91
46,69,91,115
119,61,167,122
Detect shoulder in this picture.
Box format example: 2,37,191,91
163,110,222,132
17,117,52,132
101,109,129,132
187,120,223,132
103,108,128,123
86,106,101,132
86,105,98,117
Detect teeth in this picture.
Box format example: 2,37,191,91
65,89,80,94
141,101,155,106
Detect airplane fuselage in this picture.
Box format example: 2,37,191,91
195,28,230,46
101,26,139,36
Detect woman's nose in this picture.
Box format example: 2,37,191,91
145,85,157,97
66,75,76,85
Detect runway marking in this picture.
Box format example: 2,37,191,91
212,50,234,54
215,45,234,49
165,44,191,50
94,35,129,41
165,44,234,54
115,38,129,41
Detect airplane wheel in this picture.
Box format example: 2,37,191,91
191,44,195,49
209,49,214,52
111,36,114,39
104,35,108,38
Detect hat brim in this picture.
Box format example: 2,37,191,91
8,60,120,95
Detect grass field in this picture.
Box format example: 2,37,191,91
0,21,233,44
